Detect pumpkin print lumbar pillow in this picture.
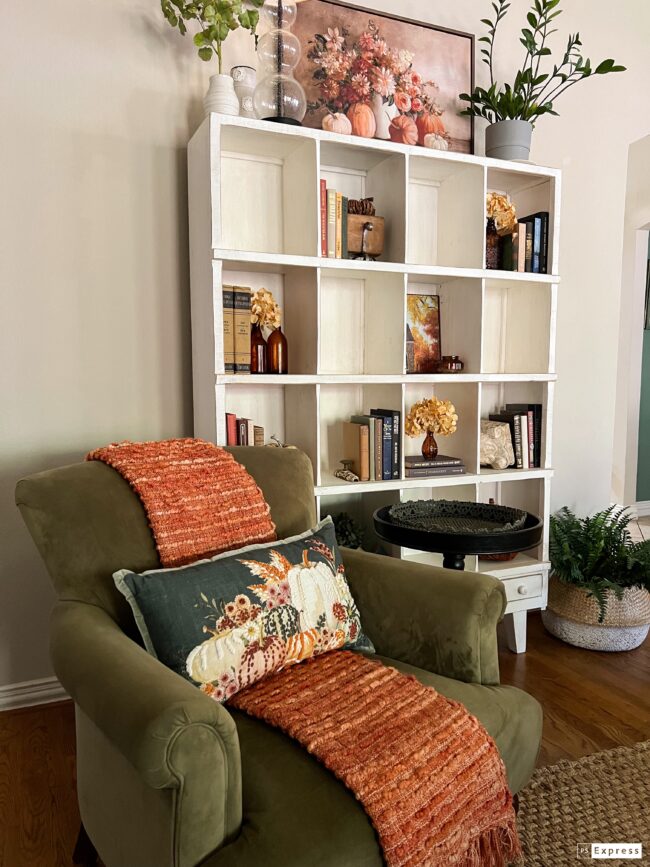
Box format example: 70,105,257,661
114,517,373,702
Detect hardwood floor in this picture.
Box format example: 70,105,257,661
498,612,650,766
0,614,648,866
0,701,79,867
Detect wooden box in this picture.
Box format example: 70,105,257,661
347,214,385,259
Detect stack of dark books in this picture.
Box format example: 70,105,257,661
488,403,543,469
405,454,465,479
342,409,401,482
499,211,549,274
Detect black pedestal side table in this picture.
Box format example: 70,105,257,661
373,506,543,571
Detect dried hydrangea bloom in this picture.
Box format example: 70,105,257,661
486,192,517,236
405,397,458,437
251,288,282,329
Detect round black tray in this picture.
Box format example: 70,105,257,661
373,505,543,570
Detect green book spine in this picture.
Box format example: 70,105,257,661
341,196,349,259
500,234,514,272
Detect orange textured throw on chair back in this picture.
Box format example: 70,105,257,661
87,438,276,567
230,651,522,867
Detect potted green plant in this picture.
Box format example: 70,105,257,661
460,0,625,161
160,0,264,116
332,512,364,550
546,506,650,651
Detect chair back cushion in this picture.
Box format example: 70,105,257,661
15,446,316,633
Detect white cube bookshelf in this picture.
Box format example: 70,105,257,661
189,114,561,653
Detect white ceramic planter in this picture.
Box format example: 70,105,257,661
542,610,650,652
204,74,240,118
371,93,398,140
485,120,533,161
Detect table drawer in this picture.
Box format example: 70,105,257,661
502,573,543,602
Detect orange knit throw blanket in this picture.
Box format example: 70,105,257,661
86,438,276,567
230,651,521,867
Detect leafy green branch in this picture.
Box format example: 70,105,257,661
160,0,264,73
460,0,625,126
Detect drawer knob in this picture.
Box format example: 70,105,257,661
517,585,528,596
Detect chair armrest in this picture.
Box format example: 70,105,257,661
50,601,241,864
342,548,506,685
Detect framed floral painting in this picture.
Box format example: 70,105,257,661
293,1,474,154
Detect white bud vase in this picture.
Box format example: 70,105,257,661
231,66,257,119
204,74,240,118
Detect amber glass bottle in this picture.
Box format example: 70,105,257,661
250,324,267,374
267,327,288,374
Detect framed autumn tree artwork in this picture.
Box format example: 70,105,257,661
406,294,441,374
293,1,474,153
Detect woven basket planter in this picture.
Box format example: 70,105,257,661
542,576,650,651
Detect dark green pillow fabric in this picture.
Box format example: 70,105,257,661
114,517,373,701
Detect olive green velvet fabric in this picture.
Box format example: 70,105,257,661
76,708,176,867
16,447,542,867
342,547,505,685
51,600,242,867
16,461,159,635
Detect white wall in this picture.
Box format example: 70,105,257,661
1,0,649,690
612,136,650,506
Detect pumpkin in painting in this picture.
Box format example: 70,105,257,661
239,635,286,689
389,115,418,146
424,133,449,151
284,628,319,665
186,618,262,685
322,112,352,136
347,103,376,139
416,112,446,146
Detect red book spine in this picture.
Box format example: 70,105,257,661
320,179,327,257
225,413,237,446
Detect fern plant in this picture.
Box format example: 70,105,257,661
332,512,364,550
549,506,650,622
460,0,625,126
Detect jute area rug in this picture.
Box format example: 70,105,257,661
517,741,650,866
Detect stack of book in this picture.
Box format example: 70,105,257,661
222,285,251,374
489,403,543,469
405,454,465,478
500,211,549,274
320,181,349,259
225,413,264,446
341,409,401,482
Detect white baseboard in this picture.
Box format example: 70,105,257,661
635,501,650,518
0,676,68,712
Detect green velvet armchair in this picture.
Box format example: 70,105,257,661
16,447,542,867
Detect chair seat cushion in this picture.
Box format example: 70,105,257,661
206,655,542,867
